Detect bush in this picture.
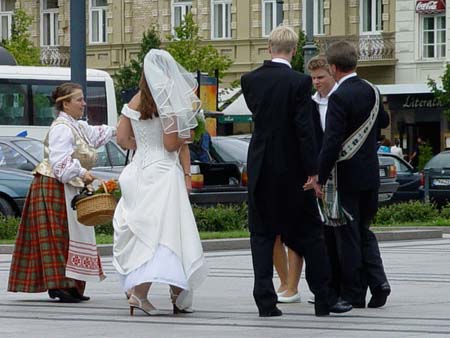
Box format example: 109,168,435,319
193,204,248,232
374,201,439,225
0,216,20,240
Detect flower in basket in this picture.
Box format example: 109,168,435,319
192,110,206,142
95,179,121,200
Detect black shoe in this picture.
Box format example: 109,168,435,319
48,289,81,303
259,307,282,317
68,288,90,301
368,283,391,308
330,300,352,313
351,301,366,308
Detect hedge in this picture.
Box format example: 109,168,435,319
2,202,450,240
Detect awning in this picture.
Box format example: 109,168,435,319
220,93,252,123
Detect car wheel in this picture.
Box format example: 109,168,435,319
0,197,15,217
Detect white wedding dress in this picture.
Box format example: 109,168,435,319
113,105,208,309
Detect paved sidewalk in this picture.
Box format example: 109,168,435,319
1,238,450,338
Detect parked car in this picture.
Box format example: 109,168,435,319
423,151,450,206
378,153,423,203
0,136,127,215
0,168,33,217
211,135,399,204
0,136,127,180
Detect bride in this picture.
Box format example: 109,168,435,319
113,49,208,316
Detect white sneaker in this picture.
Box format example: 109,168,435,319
277,293,301,303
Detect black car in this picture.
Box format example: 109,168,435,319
378,153,423,202
423,151,450,206
211,135,399,204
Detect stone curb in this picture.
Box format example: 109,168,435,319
0,229,443,256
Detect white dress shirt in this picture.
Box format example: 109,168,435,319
271,58,292,68
312,84,338,131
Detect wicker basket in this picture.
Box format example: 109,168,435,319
75,182,117,226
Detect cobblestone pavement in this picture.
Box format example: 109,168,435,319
1,238,450,338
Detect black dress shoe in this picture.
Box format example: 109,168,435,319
351,301,366,308
48,289,81,303
368,283,391,308
68,288,90,301
259,307,282,317
315,300,352,317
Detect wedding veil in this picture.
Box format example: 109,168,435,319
143,49,201,138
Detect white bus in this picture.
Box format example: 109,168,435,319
0,66,117,140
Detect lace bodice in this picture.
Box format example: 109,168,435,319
121,105,177,167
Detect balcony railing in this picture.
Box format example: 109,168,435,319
40,46,70,66
314,32,395,62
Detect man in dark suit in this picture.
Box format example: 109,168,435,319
318,41,391,309
241,26,352,317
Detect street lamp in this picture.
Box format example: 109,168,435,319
70,0,87,99
303,0,318,74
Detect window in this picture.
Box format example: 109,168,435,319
262,0,283,37
0,0,14,40
314,0,325,35
361,0,382,33
41,0,59,46
90,0,107,44
422,15,446,59
212,0,231,39
172,0,192,36
0,143,34,170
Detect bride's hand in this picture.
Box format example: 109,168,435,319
184,175,192,194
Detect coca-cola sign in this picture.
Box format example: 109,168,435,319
415,0,446,14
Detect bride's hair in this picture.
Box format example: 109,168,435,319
138,72,158,120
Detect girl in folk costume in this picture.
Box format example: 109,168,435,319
113,49,208,316
8,83,116,302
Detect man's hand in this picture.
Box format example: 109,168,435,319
303,175,323,198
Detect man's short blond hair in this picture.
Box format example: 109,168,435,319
307,55,331,73
269,26,298,54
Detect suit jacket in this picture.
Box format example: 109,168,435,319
318,76,390,191
312,104,324,151
241,61,319,235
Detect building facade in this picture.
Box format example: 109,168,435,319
388,0,448,154
4,0,395,86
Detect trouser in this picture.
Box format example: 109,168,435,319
337,189,389,303
249,233,278,314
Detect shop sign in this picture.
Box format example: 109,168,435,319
415,0,446,14
386,94,444,111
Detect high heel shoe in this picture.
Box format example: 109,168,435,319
170,289,194,314
128,294,160,316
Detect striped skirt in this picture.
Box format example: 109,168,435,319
8,174,85,293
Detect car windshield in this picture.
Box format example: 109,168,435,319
12,139,44,162
212,137,249,164
425,152,450,169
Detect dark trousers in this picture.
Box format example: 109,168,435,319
250,224,333,314
324,226,342,298
337,189,389,303
249,233,278,314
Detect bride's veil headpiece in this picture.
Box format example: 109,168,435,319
143,49,201,138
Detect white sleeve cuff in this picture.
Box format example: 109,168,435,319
79,167,87,178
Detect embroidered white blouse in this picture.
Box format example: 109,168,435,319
48,112,116,183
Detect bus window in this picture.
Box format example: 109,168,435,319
0,83,28,126
86,85,107,125
31,84,55,126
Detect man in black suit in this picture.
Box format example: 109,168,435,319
318,41,391,309
241,26,352,317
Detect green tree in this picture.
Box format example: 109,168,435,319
166,13,232,78
428,64,450,121
2,9,40,65
291,30,307,73
113,26,161,105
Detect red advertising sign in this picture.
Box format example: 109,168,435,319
415,0,446,14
